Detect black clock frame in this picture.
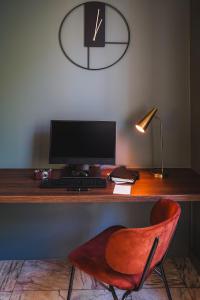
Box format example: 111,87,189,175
58,1,130,71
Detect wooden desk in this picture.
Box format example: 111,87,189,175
0,168,200,203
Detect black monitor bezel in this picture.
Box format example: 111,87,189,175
49,120,116,165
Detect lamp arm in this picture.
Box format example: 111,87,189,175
155,116,164,176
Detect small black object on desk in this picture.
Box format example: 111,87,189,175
61,165,101,178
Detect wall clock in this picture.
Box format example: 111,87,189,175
58,1,130,70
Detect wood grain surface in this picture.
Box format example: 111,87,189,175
0,168,200,203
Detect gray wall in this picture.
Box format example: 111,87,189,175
0,0,191,259
0,202,191,259
0,0,190,168
191,0,200,263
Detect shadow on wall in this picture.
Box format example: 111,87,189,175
31,127,50,168
0,202,189,259
0,203,96,260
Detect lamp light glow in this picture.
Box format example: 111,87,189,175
135,124,145,133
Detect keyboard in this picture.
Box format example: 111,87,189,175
40,177,107,189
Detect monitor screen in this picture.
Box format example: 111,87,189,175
49,120,116,165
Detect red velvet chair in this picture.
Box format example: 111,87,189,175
67,199,181,300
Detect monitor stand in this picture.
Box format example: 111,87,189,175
61,164,101,178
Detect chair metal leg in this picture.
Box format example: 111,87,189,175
108,285,133,300
160,264,173,300
122,290,132,300
108,285,119,300
67,266,75,300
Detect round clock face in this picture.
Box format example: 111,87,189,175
59,1,130,70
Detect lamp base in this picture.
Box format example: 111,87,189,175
154,172,164,179
152,169,167,179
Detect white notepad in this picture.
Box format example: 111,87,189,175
113,184,131,195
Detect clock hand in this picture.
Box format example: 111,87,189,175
93,19,102,41
93,9,103,41
93,9,100,40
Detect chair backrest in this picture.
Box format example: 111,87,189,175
105,199,181,275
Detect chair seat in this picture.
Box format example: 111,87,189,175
68,226,142,290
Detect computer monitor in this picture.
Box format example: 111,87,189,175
49,120,116,165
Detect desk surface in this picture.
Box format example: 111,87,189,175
0,168,200,203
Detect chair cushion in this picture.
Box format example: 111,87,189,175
68,226,142,290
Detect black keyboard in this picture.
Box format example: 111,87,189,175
40,177,107,189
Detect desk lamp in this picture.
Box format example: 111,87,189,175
135,108,166,178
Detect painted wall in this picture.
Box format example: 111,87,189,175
0,202,191,259
0,0,191,259
0,0,190,169
191,0,200,265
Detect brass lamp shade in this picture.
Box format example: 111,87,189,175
135,108,157,133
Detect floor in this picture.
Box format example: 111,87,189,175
0,258,199,300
